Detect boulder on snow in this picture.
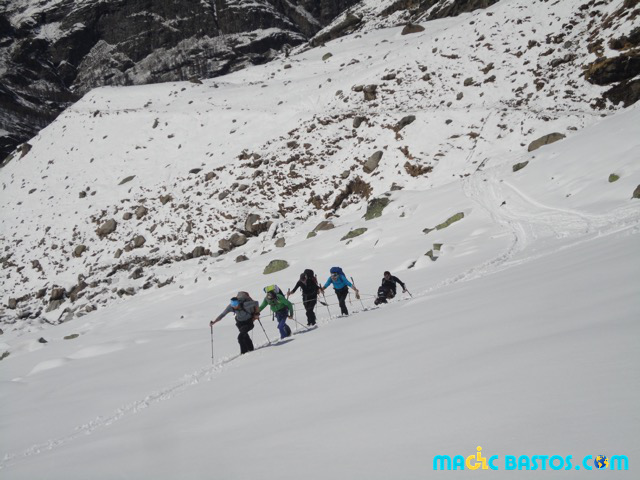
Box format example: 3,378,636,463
263,259,289,274
244,214,272,236
513,161,529,172
608,173,620,183
133,235,146,248
353,116,366,128
159,194,173,205
8,298,17,310
633,185,640,199
230,233,248,247
313,221,335,232
218,238,233,251
73,245,87,257
527,133,566,152
275,237,286,248
96,219,117,238
192,246,209,258
118,175,135,185
363,151,383,173
322,53,333,61
364,197,391,220
341,228,367,241
135,206,148,219
236,255,249,263
395,115,416,131
363,85,377,101
401,23,425,35
50,287,66,301
424,212,465,234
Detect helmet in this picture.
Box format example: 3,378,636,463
230,297,240,307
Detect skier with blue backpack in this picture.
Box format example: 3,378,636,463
321,267,360,316
260,285,294,339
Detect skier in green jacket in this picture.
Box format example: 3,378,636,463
260,285,294,339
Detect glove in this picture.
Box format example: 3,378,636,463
209,320,215,327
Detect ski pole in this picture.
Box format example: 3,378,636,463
405,288,413,298
321,289,332,317
350,277,366,309
210,325,214,365
293,303,298,333
317,275,332,317
257,318,272,344
291,316,312,331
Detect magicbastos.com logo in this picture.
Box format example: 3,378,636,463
433,446,629,471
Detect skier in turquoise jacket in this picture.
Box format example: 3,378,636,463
321,267,359,316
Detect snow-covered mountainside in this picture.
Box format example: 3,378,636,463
0,0,362,157
0,1,639,477
1,0,638,328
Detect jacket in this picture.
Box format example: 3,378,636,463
323,274,353,290
260,293,294,315
215,300,259,323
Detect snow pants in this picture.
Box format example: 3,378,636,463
236,321,254,354
335,286,349,316
275,308,292,339
303,295,317,325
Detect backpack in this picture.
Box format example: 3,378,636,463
237,291,253,301
234,292,258,322
264,285,282,295
330,266,345,276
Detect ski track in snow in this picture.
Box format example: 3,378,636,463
2,187,637,470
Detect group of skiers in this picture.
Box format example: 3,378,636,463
209,267,408,354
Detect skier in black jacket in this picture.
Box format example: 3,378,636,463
288,269,321,326
374,271,407,305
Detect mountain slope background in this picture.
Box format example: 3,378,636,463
0,0,639,477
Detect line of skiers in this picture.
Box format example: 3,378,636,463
209,267,407,354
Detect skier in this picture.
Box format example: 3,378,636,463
374,271,407,305
288,269,321,326
321,266,359,316
210,292,260,354
260,285,294,339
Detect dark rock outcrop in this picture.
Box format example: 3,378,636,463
0,0,360,158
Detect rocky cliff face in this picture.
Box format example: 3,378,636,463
0,0,361,159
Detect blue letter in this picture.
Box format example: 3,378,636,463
453,455,465,470
550,455,564,470
538,455,549,470
610,456,629,471
564,455,573,470
518,456,530,470
583,455,593,471
489,455,499,471
433,455,452,471
505,456,517,470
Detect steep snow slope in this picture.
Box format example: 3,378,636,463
0,105,638,478
1,0,637,329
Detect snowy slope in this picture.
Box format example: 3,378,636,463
1,0,639,478
2,0,637,328
1,105,639,478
